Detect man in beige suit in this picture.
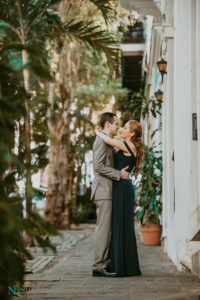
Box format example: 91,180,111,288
91,112,130,277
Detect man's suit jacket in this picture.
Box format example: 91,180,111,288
91,136,121,200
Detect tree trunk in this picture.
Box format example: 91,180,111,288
45,134,70,228
22,49,33,221
45,18,81,228
18,0,34,245
45,68,73,229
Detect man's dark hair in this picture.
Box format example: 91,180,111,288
99,112,117,129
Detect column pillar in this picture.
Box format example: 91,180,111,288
173,0,192,269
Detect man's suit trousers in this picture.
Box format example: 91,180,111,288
93,199,112,270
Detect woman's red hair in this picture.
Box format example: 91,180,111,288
128,120,144,173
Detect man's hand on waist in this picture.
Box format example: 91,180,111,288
120,166,130,179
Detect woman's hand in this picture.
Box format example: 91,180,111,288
96,130,101,136
96,130,109,143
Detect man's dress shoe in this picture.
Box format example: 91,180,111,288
92,268,117,277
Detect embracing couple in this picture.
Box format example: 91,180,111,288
91,112,143,277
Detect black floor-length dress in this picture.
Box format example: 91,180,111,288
109,141,142,277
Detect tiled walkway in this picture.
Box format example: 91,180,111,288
18,223,200,300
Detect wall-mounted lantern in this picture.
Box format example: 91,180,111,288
157,58,167,83
154,89,163,101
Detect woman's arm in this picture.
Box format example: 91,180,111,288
96,131,128,152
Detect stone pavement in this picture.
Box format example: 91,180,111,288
17,223,200,300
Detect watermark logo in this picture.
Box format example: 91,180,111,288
8,285,31,295
8,285,20,296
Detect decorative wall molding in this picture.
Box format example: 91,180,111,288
163,24,174,39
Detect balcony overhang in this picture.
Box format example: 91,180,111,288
120,43,145,56
119,0,162,23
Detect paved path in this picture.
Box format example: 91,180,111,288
18,223,200,300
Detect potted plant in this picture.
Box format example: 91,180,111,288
134,144,163,245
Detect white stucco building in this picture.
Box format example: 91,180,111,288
120,0,200,277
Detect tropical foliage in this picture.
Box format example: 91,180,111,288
0,69,57,299
116,86,162,122
134,144,163,225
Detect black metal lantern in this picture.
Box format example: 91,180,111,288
157,58,167,83
154,89,163,101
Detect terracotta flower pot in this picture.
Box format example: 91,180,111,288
140,224,162,245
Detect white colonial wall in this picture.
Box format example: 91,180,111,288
163,0,200,270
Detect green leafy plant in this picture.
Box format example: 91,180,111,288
134,143,163,225
116,87,162,121
0,68,57,300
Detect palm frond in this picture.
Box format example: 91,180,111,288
89,0,116,24
63,20,119,66
25,3,63,38
0,0,63,42
0,0,21,38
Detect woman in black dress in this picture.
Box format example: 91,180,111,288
96,120,143,277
